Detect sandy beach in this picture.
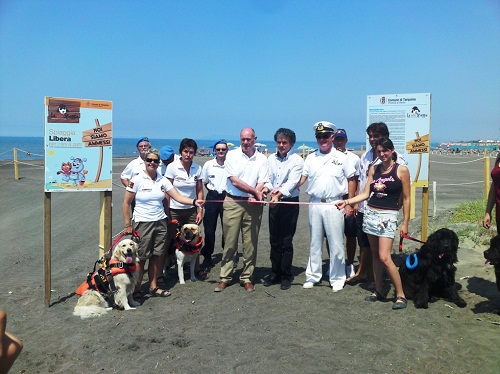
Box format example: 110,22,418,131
0,153,499,373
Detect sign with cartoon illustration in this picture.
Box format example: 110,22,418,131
367,93,431,187
44,97,113,192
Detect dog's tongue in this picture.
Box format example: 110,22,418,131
126,256,133,264
485,260,491,266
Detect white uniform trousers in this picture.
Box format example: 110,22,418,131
305,202,346,288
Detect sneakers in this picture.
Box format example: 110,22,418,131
303,281,321,289
346,264,355,278
331,282,344,292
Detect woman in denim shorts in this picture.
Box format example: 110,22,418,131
336,138,410,310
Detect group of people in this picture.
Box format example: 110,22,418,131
120,122,413,310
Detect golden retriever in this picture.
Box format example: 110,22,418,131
73,239,140,318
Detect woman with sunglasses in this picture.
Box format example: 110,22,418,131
123,148,204,299
336,138,410,310
163,138,207,279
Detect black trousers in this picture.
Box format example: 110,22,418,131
201,189,226,258
268,196,300,280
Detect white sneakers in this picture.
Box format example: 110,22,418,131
331,282,344,292
302,281,315,289
346,264,355,278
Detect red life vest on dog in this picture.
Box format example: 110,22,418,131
75,259,137,296
175,235,203,255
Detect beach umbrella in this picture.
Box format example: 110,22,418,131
296,144,311,150
254,142,267,147
226,142,235,147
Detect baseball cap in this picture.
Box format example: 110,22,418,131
334,129,348,138
136,136,150,148
313,121,337,134
160,145,174,160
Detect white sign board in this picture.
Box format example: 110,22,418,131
367,93,431,187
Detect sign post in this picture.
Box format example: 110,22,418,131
43,97,113,306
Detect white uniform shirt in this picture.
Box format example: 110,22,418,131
201,158,227,193
264,151,304,198
340,150,360,195
127,171,172,223
225,147,270,197
120,156,145,181
302,149,356,200
358,150,407,213
164,158,202,210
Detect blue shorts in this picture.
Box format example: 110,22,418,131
362,207,398,239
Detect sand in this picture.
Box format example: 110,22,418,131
0,153,499,373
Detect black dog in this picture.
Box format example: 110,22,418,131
483,235,500,291
399,228,467,309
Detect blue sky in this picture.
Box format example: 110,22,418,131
0,0,498,143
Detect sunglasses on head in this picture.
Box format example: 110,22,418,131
315,133,332,139
146,157,160,164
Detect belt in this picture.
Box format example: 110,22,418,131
226,193,249,200
311,195,344,203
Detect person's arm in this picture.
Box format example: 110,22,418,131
344,176,357,217
399,165,411,235
0,309,23,374
195,179,204,224
295,175,308,189
122,190,136,234
228,176,263,200
335,166,374,209
483,182,495,229
167,187,204,207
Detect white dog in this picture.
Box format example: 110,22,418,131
175,224,203,284
73,239,140,319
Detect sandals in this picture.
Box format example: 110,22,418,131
149,287,171,298
364,290,386,302
392,296,408,310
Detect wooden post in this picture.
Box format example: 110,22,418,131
13,148,19,180
432,181,437,218
410,185,416,219
421,187,429,241
99,191,112,257
44,192,52,307
484,156,491,201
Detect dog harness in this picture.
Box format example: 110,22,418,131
175,234,203,254
75,259,137,296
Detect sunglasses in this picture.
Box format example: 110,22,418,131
315,133,332,139
145,157,160,164
215,148,227,152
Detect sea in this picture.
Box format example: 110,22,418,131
0,136,372,161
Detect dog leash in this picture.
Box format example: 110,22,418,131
399,232,426,252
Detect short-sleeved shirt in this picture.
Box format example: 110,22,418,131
224,147,270,197
120,156,145,181
264,151,304,198
201,158,227,193
164,158,202,209
358,150,407,213
302,149,356,199
127,171,173,222
340,150,360,193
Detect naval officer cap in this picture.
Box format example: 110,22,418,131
313,121,337,134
